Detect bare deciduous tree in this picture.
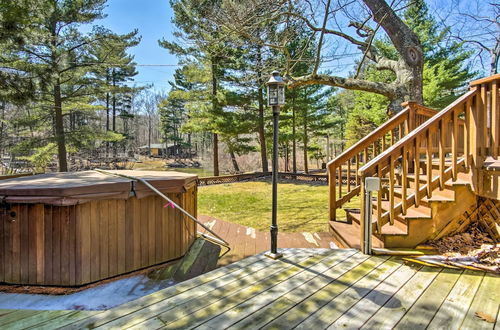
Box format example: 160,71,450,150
445,1,500,75
214,0,424,113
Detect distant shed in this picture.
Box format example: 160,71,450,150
0,170,198,286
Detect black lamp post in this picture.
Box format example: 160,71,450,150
265,70,285,260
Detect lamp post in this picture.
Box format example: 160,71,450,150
265,70,285,260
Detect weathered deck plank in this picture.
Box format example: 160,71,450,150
197,250,364,329
154,250,345,329
361,266,441,329
0,248,497,330
329,261,421,329
97,249,337,329
288,257,401,330
461,273,500,330
428,269,484,329
394,268,462,329
225,252,371,330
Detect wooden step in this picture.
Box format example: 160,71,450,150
345,208,408,236
393,187,455,205
483,156,500,171
380,222,407,235
373,200,432,219
405,171,471,189
329,220,384,249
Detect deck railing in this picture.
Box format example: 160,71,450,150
328,103,436,221
355,73,500,252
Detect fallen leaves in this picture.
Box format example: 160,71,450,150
475,311,495,323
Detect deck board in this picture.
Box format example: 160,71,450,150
0,248,497,329
428,269,484,329
100,249,332,329
289,257,400,330
461,273,500,330
394,268,462,329
329,260,421,329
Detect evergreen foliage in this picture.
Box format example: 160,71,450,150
0,0,140,171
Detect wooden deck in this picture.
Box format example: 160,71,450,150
197,215,337,266
0,248,498,329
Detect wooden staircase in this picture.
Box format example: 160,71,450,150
331,164,476,248
328,74,500,250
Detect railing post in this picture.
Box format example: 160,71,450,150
402,101,417,133
328,163,336,221
362,177,380,254
403,101,416,173
360,179,366,253
492,80,499,158
470,88,485,192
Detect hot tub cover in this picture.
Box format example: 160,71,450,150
104,170,198,198
0,170,197,205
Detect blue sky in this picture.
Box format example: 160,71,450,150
90,0,491,93
95,0,178,91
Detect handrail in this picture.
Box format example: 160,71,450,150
358,89,477,177
326,73,500,254
327,102,436,221
327,106,411,168
470,73,500,86
356,86,489,253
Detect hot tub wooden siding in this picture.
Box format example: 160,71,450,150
0,186,197,286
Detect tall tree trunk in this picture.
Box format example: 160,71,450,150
229,149,240,173
213,133,219,176
211,59,220,176
326,134,330,161
292,95,297,173
0,101,5,158
148,115,152,156
491,33,500,74
363,0,424,108
256,49,269,173
54,79,68,172
257,86,268,173
112,69,117,157
105,89,110,157
285,143,289,172
303,114,308,174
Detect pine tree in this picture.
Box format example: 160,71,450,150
1,1,140,171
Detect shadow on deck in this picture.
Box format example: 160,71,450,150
0,248,498,329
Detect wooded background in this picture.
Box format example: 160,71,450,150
0,0,498,175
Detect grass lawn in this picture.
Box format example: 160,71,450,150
198,180,360,233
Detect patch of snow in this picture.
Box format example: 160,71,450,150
246,227,256,239
205,219,217,230
302,232,319,247
0,274,177,311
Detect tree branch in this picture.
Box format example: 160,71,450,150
313,0,332,75
287,73,398,98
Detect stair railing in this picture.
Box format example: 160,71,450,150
328,102,436,222
356,73,500,252
469,74,500,161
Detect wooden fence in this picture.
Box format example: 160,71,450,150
197,171,329,186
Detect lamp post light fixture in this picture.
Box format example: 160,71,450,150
265,70,285,260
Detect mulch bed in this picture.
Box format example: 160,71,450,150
427,219,499,272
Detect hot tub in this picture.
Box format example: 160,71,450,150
0,170,198,286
